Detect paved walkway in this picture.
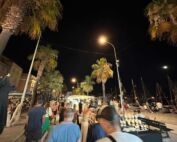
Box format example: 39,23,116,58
0,114,26,142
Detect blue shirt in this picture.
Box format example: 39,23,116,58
48,122,81,142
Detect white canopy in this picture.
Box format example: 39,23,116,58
67,95,95,101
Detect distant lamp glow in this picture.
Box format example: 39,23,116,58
98,35,107,45
162,65,168,70
71,77,77,83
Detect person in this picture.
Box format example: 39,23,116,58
96,105,143,142
52,101,58,125
81,104,92,142
73,104,79,123
79,101,83,114
41,102,52,141
48,108,81,142
87,123,107,142
59,102,65,123
87,109,106,142
25,99,46,142
0,74,14,134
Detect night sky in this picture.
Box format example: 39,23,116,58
3,0,177,96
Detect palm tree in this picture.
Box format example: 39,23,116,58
0,0,62,55
145,0,177,45
72,86,84,96
38,70,64,101
28,44,59,81
28,44,59,104
80,75,94,95
91,57,113,100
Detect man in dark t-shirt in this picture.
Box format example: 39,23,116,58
26,99,46,142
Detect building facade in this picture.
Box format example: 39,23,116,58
0,56,23,88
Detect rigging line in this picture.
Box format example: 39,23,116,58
58,45,112,56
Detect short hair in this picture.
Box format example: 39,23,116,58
37,99,43,105
96,105,120,126
64,108,74,118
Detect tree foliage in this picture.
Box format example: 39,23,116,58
28,44,59,79
72,86,84,96
80,75,94,95
0,0,62,38
37,70,64,98
145,0,177,45
91,57,113,99
91,58,113,84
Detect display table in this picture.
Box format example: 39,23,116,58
129,130,162,142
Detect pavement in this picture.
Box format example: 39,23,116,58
0,114,26,142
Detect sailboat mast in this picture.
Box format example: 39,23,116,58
156,83,163,104
167,76,174,106
141,77,147,103
131,79,137,102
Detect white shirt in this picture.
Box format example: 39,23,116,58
96,131,143,142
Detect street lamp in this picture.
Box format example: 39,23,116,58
71,77,77,84
71,77,79,89
10,34,41,125
162,65,168,70
98,35,124,113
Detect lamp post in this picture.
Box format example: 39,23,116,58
71,77,77,84
71,77,79,88
9,34,41,125
162,65,168,70
98,35,124,113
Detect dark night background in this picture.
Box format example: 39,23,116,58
3,0,177,97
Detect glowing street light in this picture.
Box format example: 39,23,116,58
98,35,108,45
162,65,168,70
98,35,124,113
71,77,79,89
71,77,77,83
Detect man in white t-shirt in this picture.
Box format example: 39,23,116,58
96,106,143,142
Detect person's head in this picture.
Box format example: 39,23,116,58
36,99,43,106
96,105,121,133
64,108,74,121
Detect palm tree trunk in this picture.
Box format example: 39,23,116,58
36,61,47,81
31,61,47,106
102,82,106,100
0,29,12,55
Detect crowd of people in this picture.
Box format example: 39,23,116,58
24,98,143,142
6,97,31,127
